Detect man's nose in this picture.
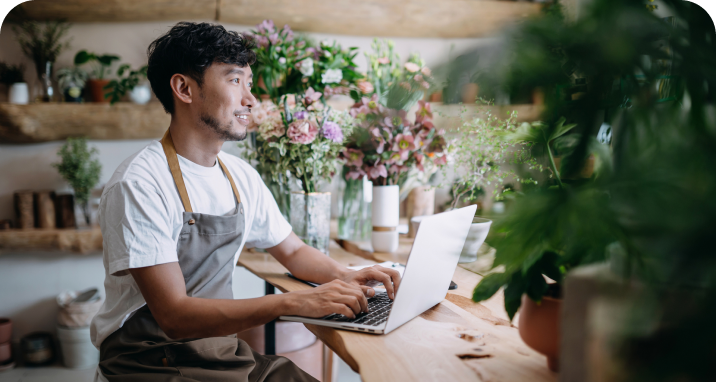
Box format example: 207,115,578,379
242,91,257,109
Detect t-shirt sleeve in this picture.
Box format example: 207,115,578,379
100,180,178,276
244,172,293,249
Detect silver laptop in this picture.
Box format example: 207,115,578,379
280,205,477,334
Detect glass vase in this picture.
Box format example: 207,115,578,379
38,61,56,102
291,192,331,255
336,174,371,241
247,132,291,221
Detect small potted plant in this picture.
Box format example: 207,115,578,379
0,62,28,104
73,50,120,103
52,137,102,227
57,66,88,103
13,20,71,102
105,64,149,104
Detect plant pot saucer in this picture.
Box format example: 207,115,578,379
0,360,16,372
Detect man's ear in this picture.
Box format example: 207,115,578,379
169,73,194,107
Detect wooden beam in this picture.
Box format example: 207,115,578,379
11,0,217,22
0,227,103,254
218,0,542,38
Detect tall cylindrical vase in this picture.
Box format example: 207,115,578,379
371,185,399,253
337,175,372,241
290,192,331,255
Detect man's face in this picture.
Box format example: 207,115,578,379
194,63,257,141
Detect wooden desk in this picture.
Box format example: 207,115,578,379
238,240,556,382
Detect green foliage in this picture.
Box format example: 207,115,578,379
12,20,72,76
462,0,716,375
52,138,101,206
443,99,541,210
57,66,88,90
0,62,25,85
74,50,120,80
105,64,148,104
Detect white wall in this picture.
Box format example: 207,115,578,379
0,18,487,339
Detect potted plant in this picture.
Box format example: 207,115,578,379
12,20,72,102
105,64,150,104
73,50,120,103
57,66,88,103
442,100,540,263
52,138,102,227
0,62,28,104
246,88,353,254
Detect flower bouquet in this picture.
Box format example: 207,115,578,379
246,87,354,254
248,20,362,104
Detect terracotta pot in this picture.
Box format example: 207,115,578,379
518,294,561,372
0,318,11,344
87,79,111,103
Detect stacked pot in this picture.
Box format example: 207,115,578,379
56,289,102,369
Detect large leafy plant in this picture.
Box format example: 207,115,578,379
457,1,716,379
105,64,148,104
13,20,71,79
74,50,120,80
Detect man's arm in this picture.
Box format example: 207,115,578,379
130,261,369,339
267,232,402,299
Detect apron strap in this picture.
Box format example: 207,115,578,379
217,158,242,205
161,130,194,213
160,130,242,212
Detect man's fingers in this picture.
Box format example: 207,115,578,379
376,266,402,292
341,286,368,313
360,285,376,298
331,303,356,319
367,268,395,299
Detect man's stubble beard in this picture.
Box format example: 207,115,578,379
199,113,247,142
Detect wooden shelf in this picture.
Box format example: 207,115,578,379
0,227,103,254
0,101,541,143
0,102,169,144
12,0,543,38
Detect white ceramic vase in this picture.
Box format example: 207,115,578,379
459,217,492,263
129,84,152,105
9,82,29,104
371,185,399,253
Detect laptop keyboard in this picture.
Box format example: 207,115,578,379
319,293,393,326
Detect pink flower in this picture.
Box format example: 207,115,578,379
414,74,424,82
287,119,319,144
269,33,280,45
342,148,365,167
377,57,390,65
433,154,448,166
256,19,276,34
386,151,408,165
415,101,433,123
356,80,374,94
281,24,294,42
388,164,407,175
414,152,425,171
392,133,416,153
304,87,322,105
382,109,409,129
366,163,388,179
421,67,432,76
346,169,366,180
404,62,420,73
258,115,285,140
421,81,430,89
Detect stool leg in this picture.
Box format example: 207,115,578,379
322,343,339,382
264,282,276,355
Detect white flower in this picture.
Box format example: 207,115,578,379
324,50,332,58
320,39,331,47
321,68,343,84
278,57,287,65
299,58,314,77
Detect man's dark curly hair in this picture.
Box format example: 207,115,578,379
147,22,256,114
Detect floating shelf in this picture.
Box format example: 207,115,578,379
0,227,103,254
12,0,543,38
0,102,170,144
0,101,542,144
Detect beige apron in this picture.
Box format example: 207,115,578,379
98,130,316,382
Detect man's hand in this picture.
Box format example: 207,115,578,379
340,265,402,300
285,280,369,319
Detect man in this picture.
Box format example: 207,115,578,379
90,22,400,382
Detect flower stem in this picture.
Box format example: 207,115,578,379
547,144,563,188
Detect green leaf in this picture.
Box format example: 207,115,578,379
97,55,120,66
472,272,510,302
504,272,526,321
74,50,92,65
117,64,130,77
548,117,577,142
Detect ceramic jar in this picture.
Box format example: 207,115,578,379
518,294,561,372
371,185,399,253
9,83,29,104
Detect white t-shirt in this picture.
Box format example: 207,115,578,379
90,140,292,348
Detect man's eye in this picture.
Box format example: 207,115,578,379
232,78,239,83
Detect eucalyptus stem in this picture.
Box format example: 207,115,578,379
298,148,312,193
547,144,563,188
